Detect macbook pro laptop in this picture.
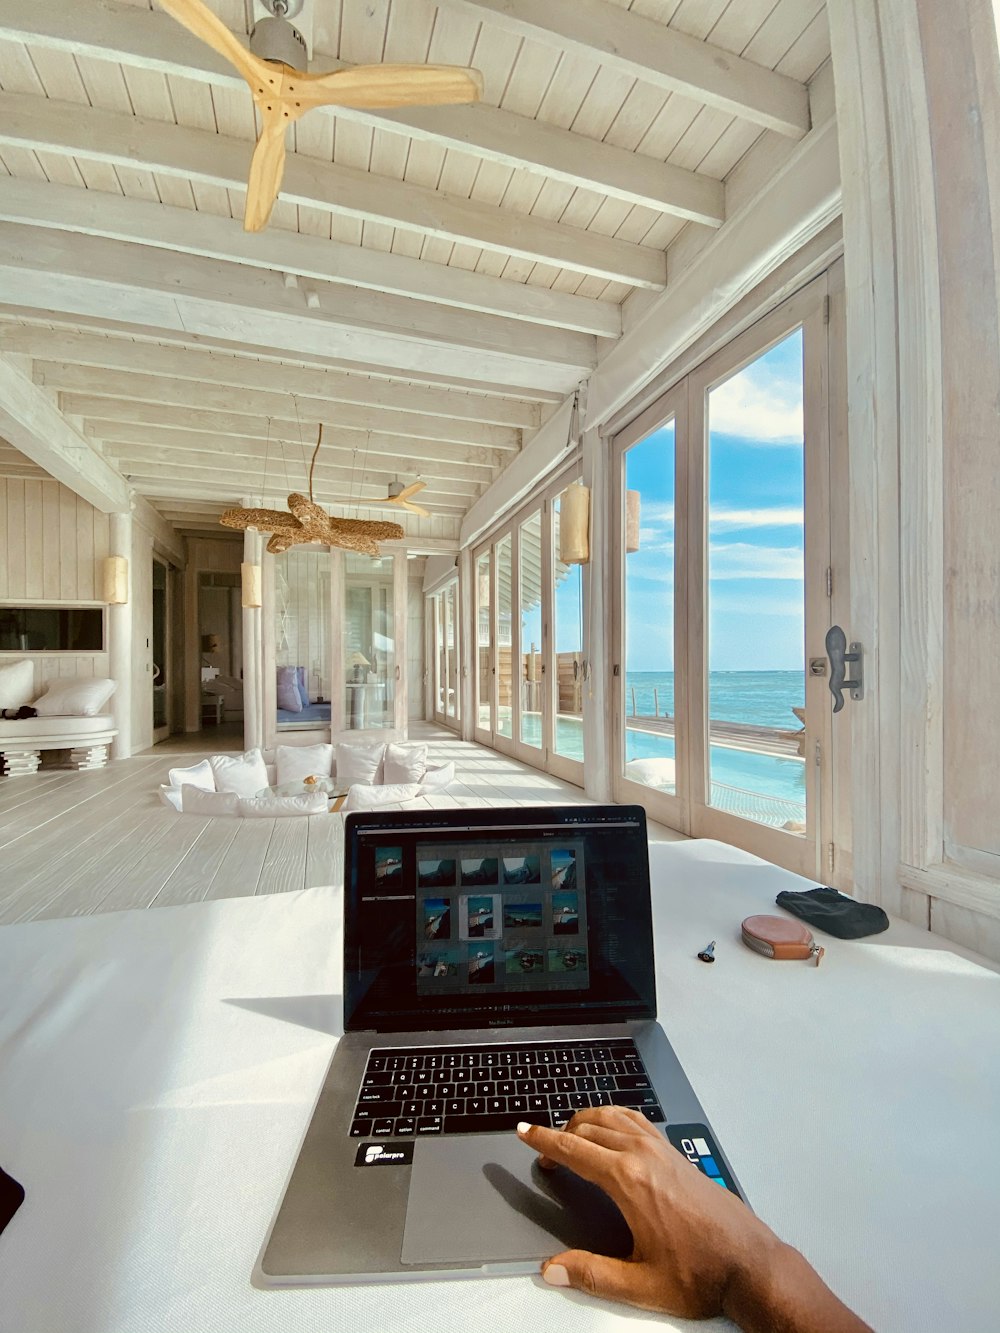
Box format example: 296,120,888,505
258,804,745,1285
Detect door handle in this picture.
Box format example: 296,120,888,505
825,626,864,713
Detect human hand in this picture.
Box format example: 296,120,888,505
517,1107,773,1318
517,1109,872,1332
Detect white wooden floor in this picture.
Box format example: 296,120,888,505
0,726,682,926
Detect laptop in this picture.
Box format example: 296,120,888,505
257,804,746,1285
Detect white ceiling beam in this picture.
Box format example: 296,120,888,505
5,331,542,428
85,421,502,480
0,227,589,394
0,316,564,406
118,462,474,506
440,0,810,139
130,491,184,567
0,93,665,291
0,179,620,340
45,372,520,452
0,221,592,374
0,352,129,512
0,0,722,226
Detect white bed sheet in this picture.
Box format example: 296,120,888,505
0,840,998,1333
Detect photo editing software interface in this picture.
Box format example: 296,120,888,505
347,811,656,1026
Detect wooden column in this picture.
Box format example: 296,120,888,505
459,546,475,740
393,550,408,735
242,526,263,751
107,510,132,759
581,423,611,802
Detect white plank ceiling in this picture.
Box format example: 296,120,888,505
0,0,830,544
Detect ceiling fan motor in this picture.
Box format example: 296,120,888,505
250,0,308,71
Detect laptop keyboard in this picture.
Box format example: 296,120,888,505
349,1037,663,1139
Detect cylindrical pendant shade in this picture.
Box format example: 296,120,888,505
102,555,128,605
626,490,641,553
559,482,590,564
241,562,262,608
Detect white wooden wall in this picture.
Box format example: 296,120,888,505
829,0,1000,963
0,476,110,693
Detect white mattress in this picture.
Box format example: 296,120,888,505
0,714,116,740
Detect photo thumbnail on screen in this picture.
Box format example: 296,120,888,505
548,946,587,973
418,858,456,889
460,857,498,886
550,848,577,890
464,894,497,938
375,846,404,885
502,901,542,930
552,890,580,934
467,947,495,985
505,945,544,975
416,949,459,979
502,855,541,885
423,897,452,940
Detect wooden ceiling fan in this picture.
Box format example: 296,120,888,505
157,0,484,232
376,480,431,518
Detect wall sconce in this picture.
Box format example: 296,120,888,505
559,481,590,564
102,555,128,605
626,490,641,553
241,562,262,608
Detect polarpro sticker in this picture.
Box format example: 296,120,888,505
355,1141,415,1168
665,1124,743,1199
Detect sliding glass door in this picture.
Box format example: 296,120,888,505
473,475,584,784
429,579,460,730
613,277,835,878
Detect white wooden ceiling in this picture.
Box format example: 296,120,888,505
0,0,830,545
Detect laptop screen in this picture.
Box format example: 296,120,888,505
344,805,656,1032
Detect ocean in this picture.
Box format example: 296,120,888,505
624,670,804,729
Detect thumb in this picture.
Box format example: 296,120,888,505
542,1249,639,1305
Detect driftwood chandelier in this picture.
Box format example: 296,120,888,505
219,425,404,556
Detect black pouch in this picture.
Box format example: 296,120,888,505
775,886,889,940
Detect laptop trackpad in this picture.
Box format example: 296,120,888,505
400,1134,633,1266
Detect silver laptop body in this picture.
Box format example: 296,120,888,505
257,805,745,1285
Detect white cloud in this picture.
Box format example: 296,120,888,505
635,500,675,526
709,506,803,532
708,365,803,444
708,542,804,580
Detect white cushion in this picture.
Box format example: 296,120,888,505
33,676,117,717
210,748,269,797
343,782,421,811
335,742,385,788
419,760,456,792
237,792,328,818
158,785,183,812
0,660,35,711
182,787,240,816
276,742,334,786
166,759,216,792
0,714,115,739
384,742,428,784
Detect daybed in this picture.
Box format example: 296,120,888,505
0,663,118,776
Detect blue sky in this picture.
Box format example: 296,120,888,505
624,328,805,673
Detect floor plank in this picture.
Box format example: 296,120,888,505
0,727,625,923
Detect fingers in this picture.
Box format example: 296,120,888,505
541,1249,647,1307
517,1121,615,1186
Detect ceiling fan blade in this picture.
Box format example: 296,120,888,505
244,115,289,232
295,63,483,111
396,480,428,502
402,500,431,518
157,0,266,86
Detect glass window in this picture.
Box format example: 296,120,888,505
344,553,394,729
518,510,543,750
705,328,806,829
274,549,331,731
496,534,513,739
622,421,677,794
0,605,104,652
475,552,491,731
552,497,585,763
444,583,458,721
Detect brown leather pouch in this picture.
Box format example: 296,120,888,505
741,914,825,966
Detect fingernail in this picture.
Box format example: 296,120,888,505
543,1264,571,1287
516,1121,532,1135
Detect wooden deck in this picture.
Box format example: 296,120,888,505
626,715,805,759
0,728,683,926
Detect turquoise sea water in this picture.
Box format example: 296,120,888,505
500,671,807,819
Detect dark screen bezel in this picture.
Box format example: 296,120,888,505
343,804,656,1032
